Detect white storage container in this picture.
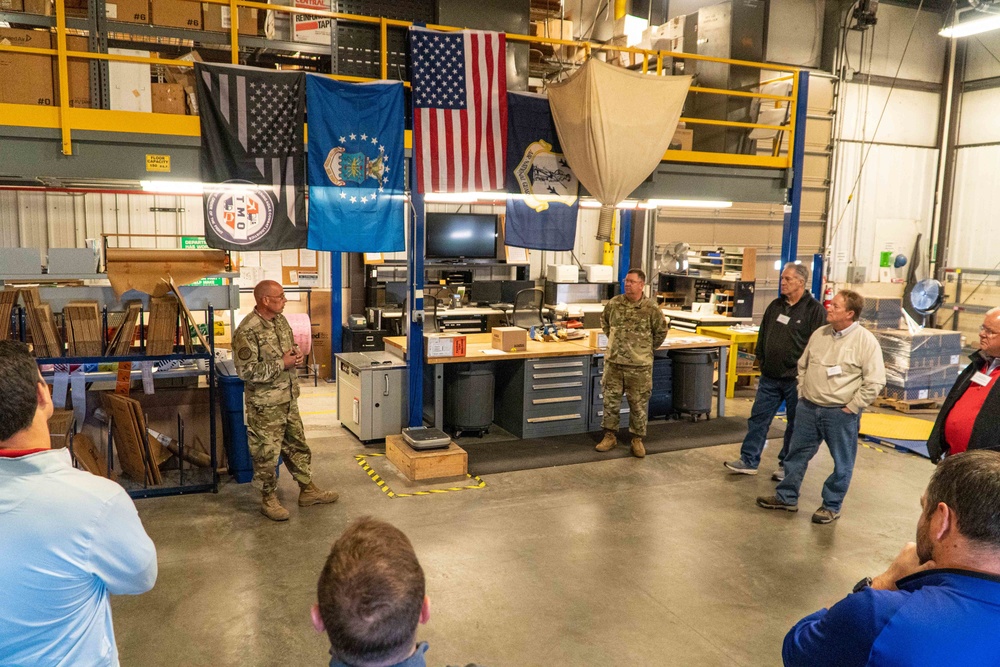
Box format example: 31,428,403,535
584,264,614,283
546,264,578,283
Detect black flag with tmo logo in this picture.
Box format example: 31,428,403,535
196,62,307,251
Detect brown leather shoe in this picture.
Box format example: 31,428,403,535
595,430,618,452
630,437,646,458
298,482,339,507
261,493,290,521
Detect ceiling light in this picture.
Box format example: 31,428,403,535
140,180,204,195
646,199,733,208
940,5,1000,37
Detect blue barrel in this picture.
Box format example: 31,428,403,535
218,374,253,483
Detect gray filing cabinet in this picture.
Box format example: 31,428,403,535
495,355,591,438
336,351,408,443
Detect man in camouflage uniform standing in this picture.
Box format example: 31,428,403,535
233,280,339,521
596,268,668,458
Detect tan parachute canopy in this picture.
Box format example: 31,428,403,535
547,59,692,241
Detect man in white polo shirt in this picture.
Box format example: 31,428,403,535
756,290,886,524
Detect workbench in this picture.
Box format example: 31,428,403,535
697,325,760,399
384,330,730,434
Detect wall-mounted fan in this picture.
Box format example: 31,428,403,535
655,242,690,275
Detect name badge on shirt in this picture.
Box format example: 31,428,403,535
972,371,992,387
827,365,843,377
776,314,791,325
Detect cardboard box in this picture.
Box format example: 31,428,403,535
0,0,23,11
151,0,200,29
588,330,608,349
0,28,55,106
426,333,466,359
24,0,51,15
492,326,527,353
48,409,75,449
385,434,467,481
669,128,693,151
202,4,257,35
105,0,149,23
54,34,91,109
151,82,186,114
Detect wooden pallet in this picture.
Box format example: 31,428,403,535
873,396,941,414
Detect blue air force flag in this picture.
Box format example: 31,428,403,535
196,63,307,251
504,92,579,251
305,75,406,253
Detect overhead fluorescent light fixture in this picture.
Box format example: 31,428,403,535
140,180,204,195
646,199,733,208
940,4,1000,37
423,191,506,203
579,199,641,209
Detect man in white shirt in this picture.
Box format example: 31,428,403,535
0,340,158,666
756,290,886,524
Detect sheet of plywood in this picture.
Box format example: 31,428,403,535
105,393,154,484
146,296,178,356
105,248,227,297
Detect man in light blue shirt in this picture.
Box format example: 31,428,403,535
0,340,157,666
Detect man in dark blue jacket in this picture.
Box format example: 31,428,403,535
783,450,1000,666
725,263,826,479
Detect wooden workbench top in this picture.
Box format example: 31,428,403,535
384,330,727,364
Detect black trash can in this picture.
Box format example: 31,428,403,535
445,362,495,437
218,373,254,483
670,349,716,420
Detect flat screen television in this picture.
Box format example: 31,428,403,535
425,213,498,260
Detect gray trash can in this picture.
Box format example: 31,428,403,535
670,349,716,420
445,362,495,437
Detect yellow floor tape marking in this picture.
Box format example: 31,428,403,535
353,453,486,499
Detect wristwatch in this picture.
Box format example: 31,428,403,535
852,576,873,593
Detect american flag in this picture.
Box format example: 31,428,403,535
196,63,307,250
410,27,507,194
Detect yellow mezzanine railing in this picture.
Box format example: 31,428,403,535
0,0,799,168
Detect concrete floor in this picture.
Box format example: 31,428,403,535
112,386,936,666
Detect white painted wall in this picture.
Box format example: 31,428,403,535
827,142,938,282
948,146,1000,269
841,4,947,83
839,83,940,147
963,29,1000,82
957,88,1000,146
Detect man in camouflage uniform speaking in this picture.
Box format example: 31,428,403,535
233,280,339,521
596,268,668,458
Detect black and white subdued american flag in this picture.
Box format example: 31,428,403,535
196,63,307,250
409,27,507,194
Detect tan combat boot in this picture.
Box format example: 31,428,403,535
631,437,646,458
261,492,290,521
595,430,618,452
298,482,339,507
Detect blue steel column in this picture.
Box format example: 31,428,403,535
617,209,632,293
330,252,342,356
406,151,425,426
811,253,823,298
780,70,810,267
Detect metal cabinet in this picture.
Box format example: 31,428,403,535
495,355,592,438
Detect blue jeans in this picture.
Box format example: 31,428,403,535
739,375,798,469
775,399,862,512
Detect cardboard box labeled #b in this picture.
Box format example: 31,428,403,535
492,327,527,353
151,82,186,114
105,0,149,23
151,0,200,28
0,28,54,106
426,333,466,359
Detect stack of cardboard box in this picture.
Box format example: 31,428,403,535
874,328,964,402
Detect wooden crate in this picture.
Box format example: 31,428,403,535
385,434,467,481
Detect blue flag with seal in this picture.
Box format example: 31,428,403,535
306,75,405,252
504,92,579,251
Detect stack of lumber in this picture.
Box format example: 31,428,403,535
64,301,103,357
167,278,210,352
146,296,179,356
70,432,114,480
0,288,18,340
21,287,63,357
104,393,162,485
106,302,142,356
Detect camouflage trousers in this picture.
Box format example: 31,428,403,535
246,399,312,494
601,361,653,437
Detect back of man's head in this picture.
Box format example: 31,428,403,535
317,517,425,667
926,450,1000,548
0,340,44,444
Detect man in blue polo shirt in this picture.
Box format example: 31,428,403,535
783,450,1000,666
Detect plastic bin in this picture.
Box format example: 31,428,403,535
218,374,254,483
670,349,716,419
